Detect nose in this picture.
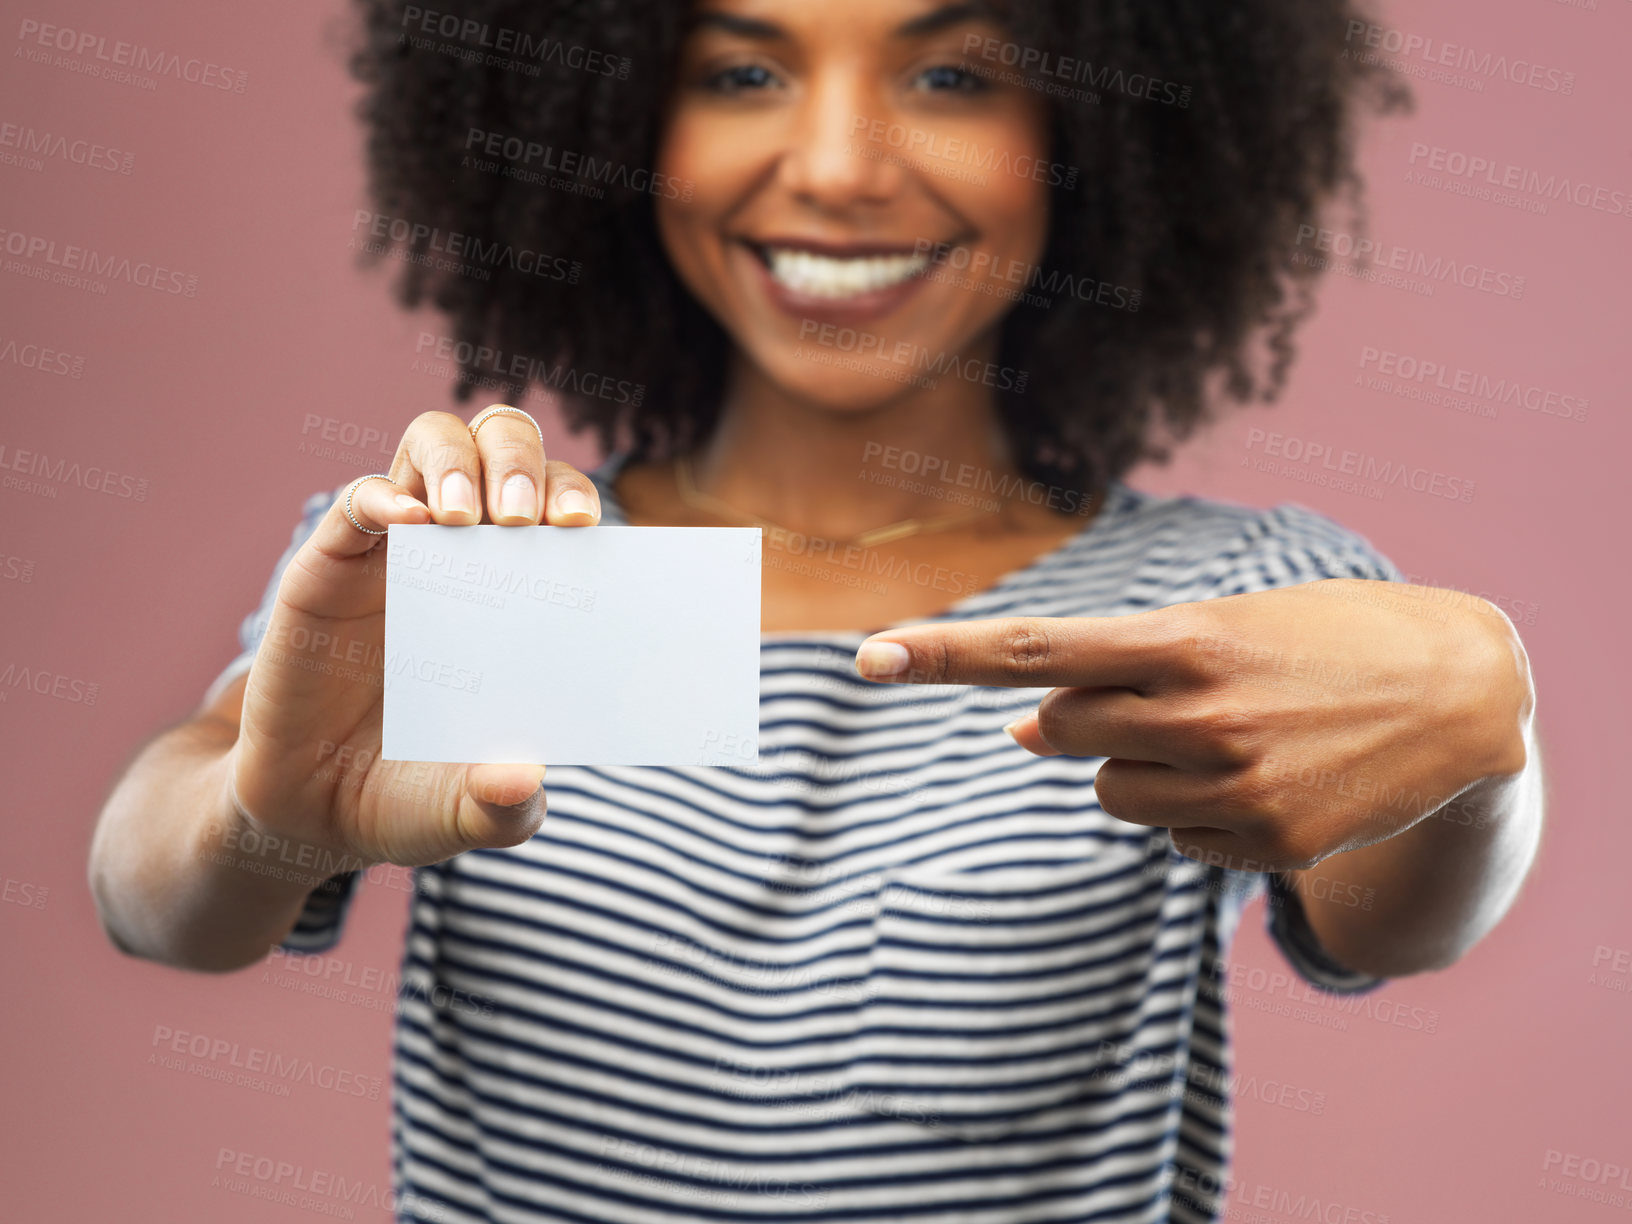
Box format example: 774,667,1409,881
775,70,904,210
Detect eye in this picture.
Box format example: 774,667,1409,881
701,62,781,94
913,63,989,94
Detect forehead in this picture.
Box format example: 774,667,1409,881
682,0,1012,40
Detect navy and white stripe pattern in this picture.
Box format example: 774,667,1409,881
215,453,1404,1222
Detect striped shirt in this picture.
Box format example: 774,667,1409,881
209,451,1403,1223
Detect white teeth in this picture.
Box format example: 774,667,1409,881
763,247,929,298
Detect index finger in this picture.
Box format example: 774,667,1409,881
853,613,1186,689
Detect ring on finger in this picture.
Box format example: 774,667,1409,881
345,473,396,536
469,405,543,446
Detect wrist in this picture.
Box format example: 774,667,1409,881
195,747,372,896
1460,597,1535,787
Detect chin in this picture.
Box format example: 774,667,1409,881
784,371,926,415
758,347,938,413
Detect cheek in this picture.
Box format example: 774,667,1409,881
652,102,705,185
984,158,1052,261
652,114,758,289
922,116,1054,286
980,108,1054,260
933,175,1050,322
651,190,697,288
652,121,708,269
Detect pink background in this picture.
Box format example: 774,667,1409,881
2,0,1626,1219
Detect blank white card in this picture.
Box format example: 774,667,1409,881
382,524,761,765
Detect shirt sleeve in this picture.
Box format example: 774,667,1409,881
206,485,361,956
1208,502,1407,596
1263,871,1384,993
1209,502,1402,995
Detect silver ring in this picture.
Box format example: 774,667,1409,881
469,405,544,446
345,473,395,535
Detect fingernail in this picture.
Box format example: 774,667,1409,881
856,641,911,678
1002,717,1025,742
499,473,536,520
393,493,422,512
440,470,476,517
555,488,595,521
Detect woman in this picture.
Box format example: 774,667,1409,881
90,0,1543,1220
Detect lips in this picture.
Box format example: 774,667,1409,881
738,236,957,323
760,246,928,298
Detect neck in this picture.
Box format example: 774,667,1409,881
690,330,1027,539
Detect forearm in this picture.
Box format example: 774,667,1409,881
1284,729,1545,978
89,722,336,973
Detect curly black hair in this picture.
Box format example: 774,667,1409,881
346,0,1409,498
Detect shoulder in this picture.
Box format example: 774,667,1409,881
1110,484,1403,595
294,486,338,532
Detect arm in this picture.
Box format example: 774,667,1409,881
1283,716,1544,979
88,674,353,973
88,407,603,976
854,576,1547,985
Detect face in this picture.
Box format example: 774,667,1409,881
654,0,1055,413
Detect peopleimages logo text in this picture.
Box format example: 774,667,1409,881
1344,20,1575,94
1244,429,1475,503
14,19,248,91
0,226,198,295
1408,144,1627,216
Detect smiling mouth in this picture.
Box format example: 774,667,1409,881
745,241,934,300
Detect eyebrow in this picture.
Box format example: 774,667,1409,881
686,3,1001,41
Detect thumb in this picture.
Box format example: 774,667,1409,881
458,764,548,849
1002,711,1061,756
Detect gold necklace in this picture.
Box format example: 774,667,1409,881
673,454,1009,548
